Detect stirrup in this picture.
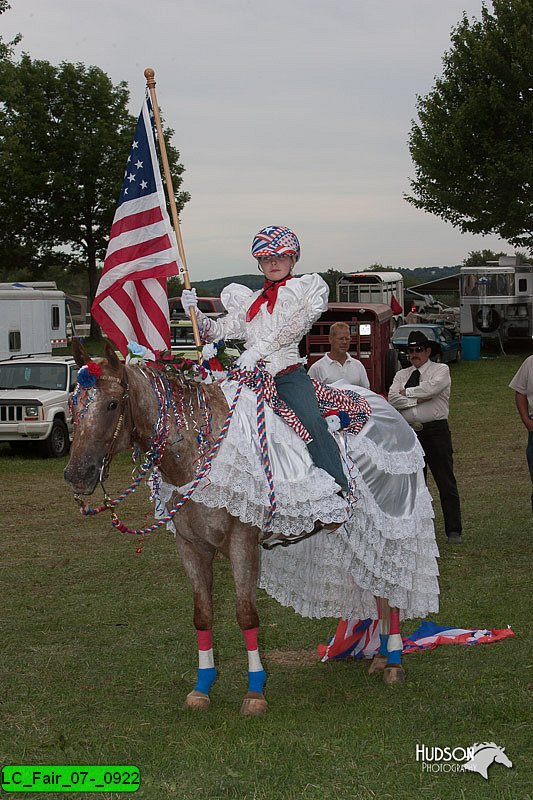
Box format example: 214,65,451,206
260,520,342,551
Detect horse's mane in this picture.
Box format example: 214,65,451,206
469,742,500,754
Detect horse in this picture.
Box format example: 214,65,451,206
64,340,431,714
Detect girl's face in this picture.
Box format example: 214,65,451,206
258,254,294,282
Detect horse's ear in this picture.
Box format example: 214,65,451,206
104,340,123,372
71,338,90,368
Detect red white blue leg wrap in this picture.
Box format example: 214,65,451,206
195,629,217,694
387,608,402,666
243,627,266,694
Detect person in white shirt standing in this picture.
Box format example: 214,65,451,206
388,330,462,544
509,354,533,513
308,322,370,388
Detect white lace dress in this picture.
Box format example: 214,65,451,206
183,274,349,534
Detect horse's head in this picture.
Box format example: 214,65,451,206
493,746,512,769
64,340,131,495
464,743,513,779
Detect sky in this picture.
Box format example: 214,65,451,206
2,0,510,280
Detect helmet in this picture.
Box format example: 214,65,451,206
251,226,300,262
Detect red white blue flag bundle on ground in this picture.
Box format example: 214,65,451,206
318,619,515,661
92,96,182,356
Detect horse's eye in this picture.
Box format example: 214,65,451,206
107,399,119,411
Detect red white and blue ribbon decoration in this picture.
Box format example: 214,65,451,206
318,619,515,661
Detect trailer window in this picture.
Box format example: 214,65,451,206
9,331,21,352
461,273,514,297
51,305,60,330
518,278,527,292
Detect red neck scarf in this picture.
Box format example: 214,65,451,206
246,275,293,322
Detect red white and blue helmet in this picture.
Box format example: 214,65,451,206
251,226,301,262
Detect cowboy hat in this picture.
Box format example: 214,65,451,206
407,330,442,355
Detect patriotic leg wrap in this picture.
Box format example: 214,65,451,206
387,607,403,667
243,627,266,694
378,597,390,657
194,629,217,694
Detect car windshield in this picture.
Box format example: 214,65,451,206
392,327,438,343
0,363,68,390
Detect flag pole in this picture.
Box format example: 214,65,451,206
144,67,202,354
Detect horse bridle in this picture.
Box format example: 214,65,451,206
71,372,130,507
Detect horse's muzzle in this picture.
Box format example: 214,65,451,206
64,459,100,495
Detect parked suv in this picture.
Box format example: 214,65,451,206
0,355,78,457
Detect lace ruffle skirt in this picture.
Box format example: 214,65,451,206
159,381,440,620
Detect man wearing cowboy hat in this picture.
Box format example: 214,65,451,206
388,330,463,544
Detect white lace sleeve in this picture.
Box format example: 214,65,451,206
199,283,253,342
260,273,329,355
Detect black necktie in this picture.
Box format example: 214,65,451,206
405,369,420,389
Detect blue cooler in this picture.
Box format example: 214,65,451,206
461,335,481,361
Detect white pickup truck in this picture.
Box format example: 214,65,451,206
0,355,78,457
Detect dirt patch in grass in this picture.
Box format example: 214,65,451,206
265,648,320,666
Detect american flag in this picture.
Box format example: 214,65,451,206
318,618,515,661
92,96,182,356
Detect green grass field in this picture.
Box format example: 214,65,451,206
1,352,532,800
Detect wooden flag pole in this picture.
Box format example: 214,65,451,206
144,67,202,354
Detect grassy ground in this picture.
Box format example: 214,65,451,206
1,351,532,800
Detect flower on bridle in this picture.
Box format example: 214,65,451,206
201,340,234,378
126,340,155,365
77,361,102,388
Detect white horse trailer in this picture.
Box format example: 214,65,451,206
0,286,67,360
336,272,404,324
460,256,533,343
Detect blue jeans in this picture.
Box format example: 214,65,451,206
527,432,533,482
274,366,348,493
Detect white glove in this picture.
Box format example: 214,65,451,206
236,347,260,372
181,288,198,318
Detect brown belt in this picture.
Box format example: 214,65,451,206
275,363,301,378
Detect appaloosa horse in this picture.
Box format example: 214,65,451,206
64,341,409,715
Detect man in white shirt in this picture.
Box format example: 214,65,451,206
509,354,533,512
308,322,370,388
388,330,462,544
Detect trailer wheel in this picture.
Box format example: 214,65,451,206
42,418,70,458
385,349,399,392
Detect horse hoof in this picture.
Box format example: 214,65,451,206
368,654,388,674
383,665,406,685
240,692,268,716
183,690,211,710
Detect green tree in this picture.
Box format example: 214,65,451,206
0,56,189,336
463,249,507,266
321,268,345,301
0,1,21,61
463,248,533,265
406,0,533,253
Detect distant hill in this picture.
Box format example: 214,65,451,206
192,274,264,296
189,266,461,296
